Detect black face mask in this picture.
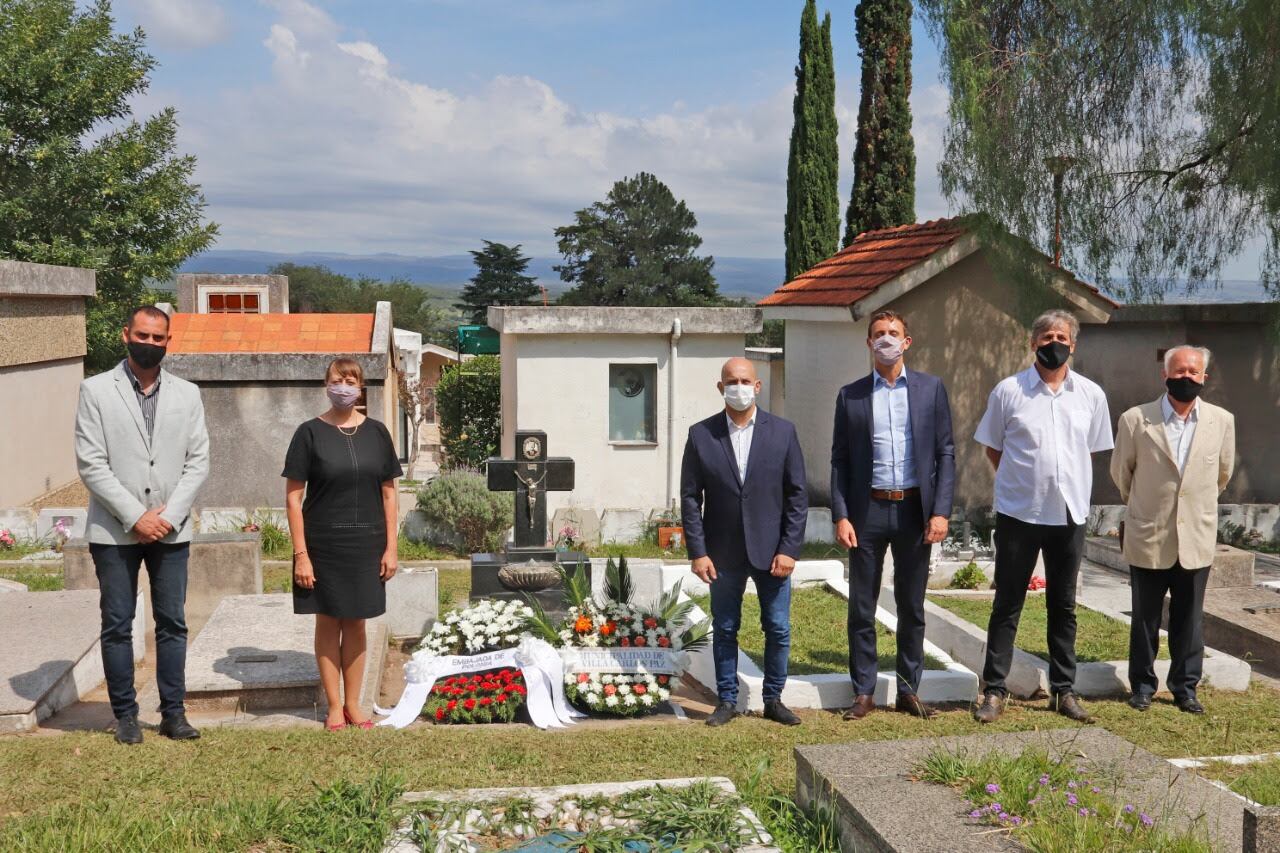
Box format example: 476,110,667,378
1035,340,1071,370
127,341,167,370
1166,376,1204,403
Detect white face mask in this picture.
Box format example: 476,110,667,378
871,334,906,366
723,383,756,412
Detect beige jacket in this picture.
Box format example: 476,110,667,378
1110,396,1235,570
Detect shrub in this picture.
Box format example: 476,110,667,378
416,468,512,553
436,354,501,469
949,561,987,590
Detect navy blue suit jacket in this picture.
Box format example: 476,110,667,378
680,408,808,573
830,369,956,532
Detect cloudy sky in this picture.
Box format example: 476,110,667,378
111,0,954,261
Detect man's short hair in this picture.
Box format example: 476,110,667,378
1031,309,1079,343
868,309,908,337
1164,344,1212,373
126,305,171,329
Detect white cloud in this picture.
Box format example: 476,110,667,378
169,0,948,259
124,0,231,49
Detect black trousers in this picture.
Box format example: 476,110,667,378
847,496,931,696
1129,564,1209,701
982,513,1085,697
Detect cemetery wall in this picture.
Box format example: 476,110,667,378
1076,302,1280,504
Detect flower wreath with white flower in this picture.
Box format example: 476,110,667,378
528,557,709,717
418,598,533,657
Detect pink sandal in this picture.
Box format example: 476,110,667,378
344,708,374,730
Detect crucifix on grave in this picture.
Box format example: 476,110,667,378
470,429,588,613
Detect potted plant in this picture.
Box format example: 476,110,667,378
656,502,683,551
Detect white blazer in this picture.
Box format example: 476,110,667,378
74,362,210,545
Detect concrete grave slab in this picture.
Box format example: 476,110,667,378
590,557,665,609
64,532,262,639
36,507,86,541
1245,803,1280,853
600,509,647,544
795,728,1244,853
384,566,438,639
804,507,834,544
549,507,602,548
1086,536,1256,589
1201,586,1280,680
197,507,250,533
0,578,28,593
0,508,37,541
186,594,385,712
0,590,144,733
1220,504,1280,543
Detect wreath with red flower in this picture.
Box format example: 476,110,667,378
424,668,527,724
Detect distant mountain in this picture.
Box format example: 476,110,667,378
178,249,787,299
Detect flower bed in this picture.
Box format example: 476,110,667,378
917,746,1212,851
425,669,527,724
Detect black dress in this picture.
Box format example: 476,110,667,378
282,417,403,618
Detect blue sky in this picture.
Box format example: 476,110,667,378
109,0,1261,281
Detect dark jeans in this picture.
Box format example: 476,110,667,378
982,513,1085,697
848,496,931,696
709,564,791,704
90,542,190,719
1129,564,1209,701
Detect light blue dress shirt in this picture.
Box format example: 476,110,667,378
871,367,918,490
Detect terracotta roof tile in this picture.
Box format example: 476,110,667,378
168,313,375,354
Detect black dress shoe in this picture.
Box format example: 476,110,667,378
158,713,201,740
842,694,875,721
1175,696,1205,715
763,700,801,726
895,693,938,719
1052,692,1093,723
705,702,737,727
114,714,143,745
1128,693,1153,711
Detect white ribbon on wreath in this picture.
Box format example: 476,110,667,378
373,637,584,730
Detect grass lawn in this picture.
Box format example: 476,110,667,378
927,593,1168,663
1199,756,1280,805
696,586,945,676
585,541,847,561
0,566,62,591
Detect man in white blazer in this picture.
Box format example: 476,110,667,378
1110,344,1235,715
75,306,209,743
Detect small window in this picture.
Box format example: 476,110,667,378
608,364,656,443
205,291,263,314
208,293,225,311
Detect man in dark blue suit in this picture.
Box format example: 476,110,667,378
831,309,956,721
681,357,808,727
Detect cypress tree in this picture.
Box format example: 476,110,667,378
784,0,840,281
845,0,916,245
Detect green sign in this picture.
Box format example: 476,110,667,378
456,324,500,355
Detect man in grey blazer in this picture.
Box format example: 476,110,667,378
75,306,209,744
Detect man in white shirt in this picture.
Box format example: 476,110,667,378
1110,345,1235,714
972,309,1113,723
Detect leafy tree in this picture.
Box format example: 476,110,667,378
0,0,217,372
916,0,1280,297
435,354,501,469
785,0,841,280
457,241,540,324
555,172,722,306
845,0,916,244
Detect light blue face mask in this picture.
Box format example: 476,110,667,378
326,383,361,409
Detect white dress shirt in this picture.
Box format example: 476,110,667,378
1161,395,1199,474
726,410,755,482
975,366,1114,525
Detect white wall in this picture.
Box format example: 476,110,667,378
503,332,740,517
783,318,870,506
0,357,83,506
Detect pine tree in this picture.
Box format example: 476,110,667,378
457,241,540,324
784,0,841,280
845,0,916,245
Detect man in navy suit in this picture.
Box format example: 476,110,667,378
831,309,956,721
681,357,808,727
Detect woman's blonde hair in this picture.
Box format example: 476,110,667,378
325,357,364,385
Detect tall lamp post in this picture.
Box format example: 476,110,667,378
1044,155,1076,267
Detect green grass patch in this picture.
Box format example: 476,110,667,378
1198,756,1280,806
917,746,1212,851
927,593,1168,663
588,542,846,561
696,586,945,676
0,567,63,591
0,541,58,559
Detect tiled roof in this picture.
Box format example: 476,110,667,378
759,218,969,307
167,313,375,354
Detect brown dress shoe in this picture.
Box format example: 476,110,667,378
842,694,875,720
973,692,1005,724
1052,692,1092,723
895,693,938,719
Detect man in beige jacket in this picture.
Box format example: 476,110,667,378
1110,345,1235,714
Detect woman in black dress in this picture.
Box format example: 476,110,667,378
283,358,402,730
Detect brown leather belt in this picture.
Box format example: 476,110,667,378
871,487,919,501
